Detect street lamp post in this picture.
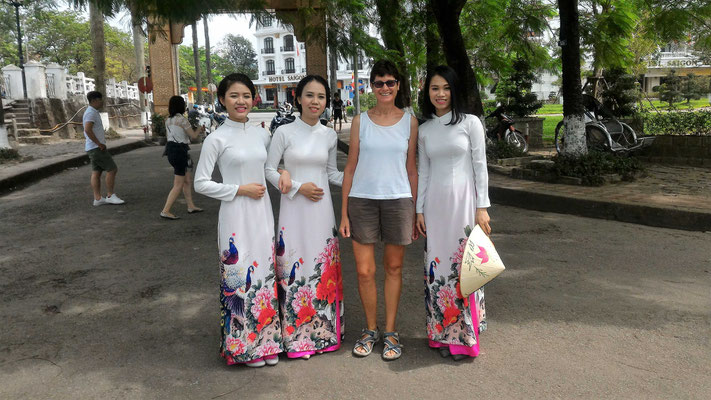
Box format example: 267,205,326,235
7,1,27,99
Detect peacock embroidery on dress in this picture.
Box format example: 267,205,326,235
219,233,282,364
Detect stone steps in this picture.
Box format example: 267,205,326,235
16,128,41,137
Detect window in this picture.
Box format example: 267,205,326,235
266,88,275,101
285,58,295,74
266,60,275,75
262,15,272,27
283,35,294,52
263,37,274,54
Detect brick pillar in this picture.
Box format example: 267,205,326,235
277,9,327,79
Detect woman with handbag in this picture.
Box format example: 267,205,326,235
416,65,491,360
160,95,205,220
265,75,344,360
194,73,283,367
339,60,419,361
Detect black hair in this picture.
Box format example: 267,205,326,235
422,65,465,126
294,75,330,113
87,91,102,103
168,95,186,117
217,73,256,108
369,60,408,108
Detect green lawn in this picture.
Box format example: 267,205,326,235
542,115,563,142
536,97,710,115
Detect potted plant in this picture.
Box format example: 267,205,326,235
151,113,167,145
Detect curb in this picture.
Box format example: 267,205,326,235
0,140,151,196
490,184,711,232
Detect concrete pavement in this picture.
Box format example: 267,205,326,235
1,144,710,399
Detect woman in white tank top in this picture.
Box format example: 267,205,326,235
339,60,419,361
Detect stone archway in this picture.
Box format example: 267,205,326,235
147,1,326,115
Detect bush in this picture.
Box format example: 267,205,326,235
151,114,167,139
551,151,643,186
486,139,526,161
359,93,376,111
495,57,542,117
639,111,711,135
346,106,354,116
0,147,20,163
602,68,640,117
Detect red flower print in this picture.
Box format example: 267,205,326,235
248,332,257,342
295,305,316,327
435,257,440,264
253,260,259,268
435,323,443,333
316,263,339,304
286,325,295,335
442,306,461,327
257,307,276,332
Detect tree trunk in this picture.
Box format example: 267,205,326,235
425,6,442,73
353,51,360,115
192,21,202,105
328,40,338,101
130,4,148,135
429,0,484,116
559,0,587,156
203,16,213,107
89,2,106,99
374,0,411,108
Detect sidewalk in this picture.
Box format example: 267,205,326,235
0,128,150,194
2,123,710,231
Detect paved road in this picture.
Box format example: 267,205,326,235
1,145,709,399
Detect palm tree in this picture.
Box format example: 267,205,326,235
192,21,202,105
89,1,106,99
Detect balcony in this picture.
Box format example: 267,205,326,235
281,46,295,52
266,70,276,76
281,69,296,74
261,48,275,54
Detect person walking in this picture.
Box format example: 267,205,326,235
416,65,491,360
332,92,345,132
159,95,205,220
339,60,418,361
83,91,125,206
265,75,344,360
194,73,283,368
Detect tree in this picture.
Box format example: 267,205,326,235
374,0,412,107
89,1,107,99
495,57,543,117
429,0,484,116
220,34,258,79
680,73,708,105
178,45,233,94
191,21,202,104
601,67,640,117
559,0,587,156
203,15,214,105
656,69,682,109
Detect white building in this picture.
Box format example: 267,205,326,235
252,14,370,108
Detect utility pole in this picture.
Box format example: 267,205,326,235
353,51,360,115
203,16,214,107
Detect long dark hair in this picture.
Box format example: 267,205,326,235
168,95,186,117
370,60,408,108
294,75,330,113
217,73,256,108
422,65,465,126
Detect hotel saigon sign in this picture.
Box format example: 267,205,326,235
268,74,306,83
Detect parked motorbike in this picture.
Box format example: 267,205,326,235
270,106,296,134
485,107,528,153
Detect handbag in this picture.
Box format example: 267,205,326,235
459,225,505,297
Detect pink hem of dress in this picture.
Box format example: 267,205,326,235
428,293,480,358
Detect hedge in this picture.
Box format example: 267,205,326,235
639,110,711,135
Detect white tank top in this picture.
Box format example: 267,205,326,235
350,111,412,199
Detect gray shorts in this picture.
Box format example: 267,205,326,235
347,197,414,245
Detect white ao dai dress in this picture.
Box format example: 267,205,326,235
194,119,283,364
417,112,490,357
265,118,344,358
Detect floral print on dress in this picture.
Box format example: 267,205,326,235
219,234,282,364
424,226,484,347
278,233,342,354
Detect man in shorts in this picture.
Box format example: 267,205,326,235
83,91,125,206
332,92,345,132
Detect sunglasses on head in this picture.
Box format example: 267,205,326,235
372,79,398,88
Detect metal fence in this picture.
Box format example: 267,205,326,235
46,73,55,98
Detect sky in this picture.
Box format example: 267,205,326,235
59,2,258,51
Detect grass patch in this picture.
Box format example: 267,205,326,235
642,98,710,111
542,115,563,142
537,104,563,114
